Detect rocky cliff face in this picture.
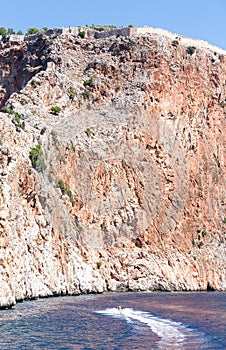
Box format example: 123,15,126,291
0,29,225,308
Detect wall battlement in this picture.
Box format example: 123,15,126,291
4,26,225,54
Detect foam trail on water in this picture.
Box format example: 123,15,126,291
97,308,194,349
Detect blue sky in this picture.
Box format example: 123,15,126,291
1,0,226,49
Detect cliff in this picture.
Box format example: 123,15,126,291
0,28,225,308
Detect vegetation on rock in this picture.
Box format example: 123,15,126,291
29,144,47,172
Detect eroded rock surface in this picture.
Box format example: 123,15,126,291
0,29,225,307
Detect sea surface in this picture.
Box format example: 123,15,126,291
0,291,225,349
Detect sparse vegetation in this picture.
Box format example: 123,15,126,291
85,128,95,137
51,106,61,115
1,106,14,114
83,77,95,88
12,112,24,130
67,88,76,100
1,106,24,130
26,28,39,35
96,261,102,269
82,90,90,100
172,40,179,47
186,46,196,55
197,240,204,249
70,140,76,152
202,230,207,237
20,98,28,105
29,144,46,172
220,100,225,108
91,26,105,32
90,24,117,31
78,31,85,38
223,217,226,224
0,27,7,42
57,179,75,206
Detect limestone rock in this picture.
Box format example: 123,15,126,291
0,28,225,308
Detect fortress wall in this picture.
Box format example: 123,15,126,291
6,26,225,54
94,27,133,39
8,34,25,43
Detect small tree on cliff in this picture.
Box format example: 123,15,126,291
26,27,39,35
29,144,47,172
0,27,7,42
7,28,15,35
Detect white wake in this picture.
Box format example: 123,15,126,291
96,307,194,349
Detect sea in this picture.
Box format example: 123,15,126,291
0,291,225,349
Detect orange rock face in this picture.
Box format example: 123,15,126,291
0,30,225,307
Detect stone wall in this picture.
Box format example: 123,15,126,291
94,27,133,39
9,34,25,43
5,27,225,54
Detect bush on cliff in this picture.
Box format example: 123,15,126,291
26,28,39,35
0,27,7,42
57,179,75,206
186,46,196,55
29,144,47,172
78,31,85,38
50,106,61,115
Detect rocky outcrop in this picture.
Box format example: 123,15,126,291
0,29,225,308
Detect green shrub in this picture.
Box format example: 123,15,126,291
90,24,105,31
1,106,14,114
128,24,134,28
13,112,23,129
67,88,76,100
220,100,225,108
29,144,46,172
0,27,7,42
202,230,207,237
83,77,95,88
78,31,85,38
186,46,196,55
172,40,179,47
51,106,61,115
17,30,23,35
82,90,90,99
85,128,95,137
20,98,27,105
57,179,75,206
96,261,102,269
26,28,39,35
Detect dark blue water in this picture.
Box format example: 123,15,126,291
0,292,225,349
